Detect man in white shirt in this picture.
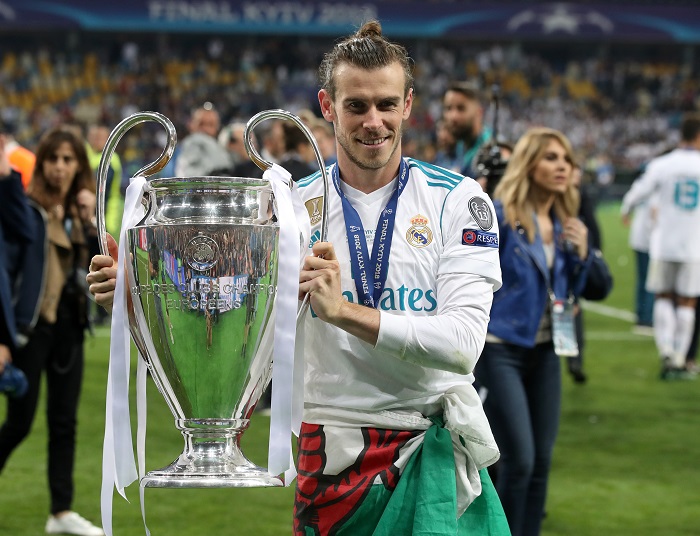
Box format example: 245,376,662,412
290,20,508,535
87,20,509,535
621,113,700,380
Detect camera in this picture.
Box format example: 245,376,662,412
475,142,510,196
0,364,28,398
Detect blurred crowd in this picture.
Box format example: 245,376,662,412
4,23,695,536
1,33,697,180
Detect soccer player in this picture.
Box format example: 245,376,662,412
87,20,509,534
621,112,700,380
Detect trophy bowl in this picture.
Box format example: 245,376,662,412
126,176,282,488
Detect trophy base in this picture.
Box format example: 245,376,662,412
141,460,284,489
142,429,285,488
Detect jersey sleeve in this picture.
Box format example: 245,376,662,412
438,179,502,291
621,159,662,216
374,180,500,375
376,272,493,374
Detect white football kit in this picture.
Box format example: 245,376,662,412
294,157,502,470
621,148,700,294
622,148,700,262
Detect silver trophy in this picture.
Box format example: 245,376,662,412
96,110,328,488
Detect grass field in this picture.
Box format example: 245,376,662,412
1,201,699,535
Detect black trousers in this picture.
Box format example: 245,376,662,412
0,313,85,514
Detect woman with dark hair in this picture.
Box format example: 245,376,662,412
475,128,594,536
0,127,103,535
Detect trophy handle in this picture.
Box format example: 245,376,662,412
96,111,177,256
244,109,330,244
244,110,331,320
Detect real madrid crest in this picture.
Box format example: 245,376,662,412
406,214,433,248
185,234,219,271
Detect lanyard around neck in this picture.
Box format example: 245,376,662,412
332,158,409,308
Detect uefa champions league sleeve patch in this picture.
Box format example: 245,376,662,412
468,197,494,231
462,228,499,248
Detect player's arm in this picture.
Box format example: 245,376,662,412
371,184,501,374
376,271,494,374
299,240,491,374
620,162,660,218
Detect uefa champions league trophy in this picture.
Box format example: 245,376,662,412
96,110,328,488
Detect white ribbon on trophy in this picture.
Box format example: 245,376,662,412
264,163,310,481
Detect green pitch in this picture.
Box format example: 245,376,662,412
1,202,698,535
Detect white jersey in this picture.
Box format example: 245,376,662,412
295,158,501,417
621,148,700,262
628,198,654,253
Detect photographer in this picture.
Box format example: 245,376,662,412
441,81,491,177
474,141,512,197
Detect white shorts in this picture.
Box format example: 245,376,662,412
646,259,700,296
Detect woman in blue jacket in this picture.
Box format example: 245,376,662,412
475,128,593,536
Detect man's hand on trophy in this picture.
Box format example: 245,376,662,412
299,241,344,324
87,233,119,312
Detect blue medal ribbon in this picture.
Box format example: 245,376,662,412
332,158,408,308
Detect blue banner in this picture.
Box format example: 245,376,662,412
1,1,700,42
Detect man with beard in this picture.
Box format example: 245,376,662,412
87,20,509,535
442,82,491,178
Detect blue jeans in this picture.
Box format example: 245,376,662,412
475,341,561,536
635,250,654,326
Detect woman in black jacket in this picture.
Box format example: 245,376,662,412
566,165,613,383
0,127,104,536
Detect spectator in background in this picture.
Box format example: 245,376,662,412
441,81,491,178
475,128,593,536
309,118,337,166
0,127,104,536
259,119,286,165
1,120,35,189
279,120,317,182
216,121,264,178
85,124,123,238
174,103,231,177
567,164,613,384
620,113,700,380
0,133,36,376
431,118,456,170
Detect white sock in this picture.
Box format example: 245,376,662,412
653,298,676,359
673,306,696,368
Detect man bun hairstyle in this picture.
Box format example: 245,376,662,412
319,19,414,100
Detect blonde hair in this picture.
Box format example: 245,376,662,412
493,127,579,243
